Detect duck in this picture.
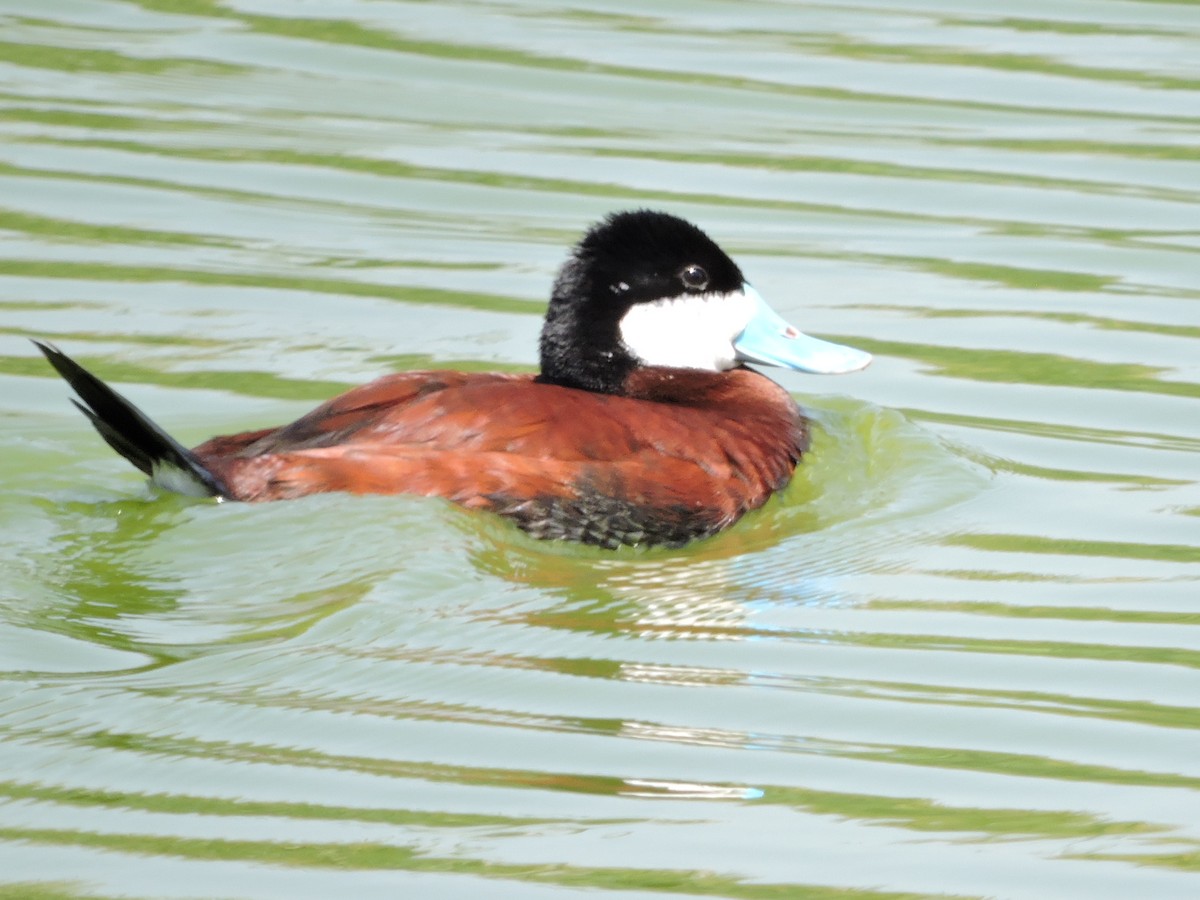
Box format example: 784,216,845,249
35,210,871,549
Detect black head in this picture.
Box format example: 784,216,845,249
537,210,746,394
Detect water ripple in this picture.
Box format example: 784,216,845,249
1,1,1198,897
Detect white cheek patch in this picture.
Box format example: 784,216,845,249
618,289,755,372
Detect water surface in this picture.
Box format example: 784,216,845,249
2,2,1198,898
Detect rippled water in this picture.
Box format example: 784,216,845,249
2,2,1198,898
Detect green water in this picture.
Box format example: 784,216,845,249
2,1,1198,898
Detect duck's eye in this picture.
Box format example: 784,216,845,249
679,264,709,291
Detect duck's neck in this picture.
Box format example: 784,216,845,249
537,276,638,395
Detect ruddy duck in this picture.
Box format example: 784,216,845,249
36,210,870,548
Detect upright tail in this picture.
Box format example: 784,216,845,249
34,341,228,499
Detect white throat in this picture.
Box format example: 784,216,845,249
618,289,755,371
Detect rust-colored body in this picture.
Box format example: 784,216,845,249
194,367,806,547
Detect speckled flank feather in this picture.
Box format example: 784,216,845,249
490,491,722,549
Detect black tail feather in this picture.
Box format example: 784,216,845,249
70,397,155,473
34,340,227,498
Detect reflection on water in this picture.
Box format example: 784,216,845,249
1,1,1198,898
